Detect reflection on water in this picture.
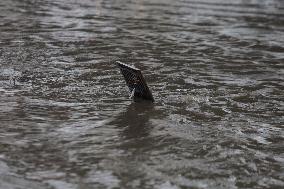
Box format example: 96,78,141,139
112,102,155,139
0,0,283,188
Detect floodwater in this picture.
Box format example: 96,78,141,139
0,0,283,188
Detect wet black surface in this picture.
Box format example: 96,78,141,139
0,0,283,188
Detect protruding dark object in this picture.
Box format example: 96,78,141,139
116,61,154,102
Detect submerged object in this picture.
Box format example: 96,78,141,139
116,61,154,102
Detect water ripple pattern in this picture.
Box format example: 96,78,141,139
0,0,283,189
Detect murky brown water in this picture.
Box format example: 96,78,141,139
0,0,283,188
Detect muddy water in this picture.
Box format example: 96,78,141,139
0,0,283,188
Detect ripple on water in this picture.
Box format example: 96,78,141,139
0,0,283,188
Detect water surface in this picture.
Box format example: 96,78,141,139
0,0,283,188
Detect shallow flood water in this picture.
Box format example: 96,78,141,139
0,0,283,188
